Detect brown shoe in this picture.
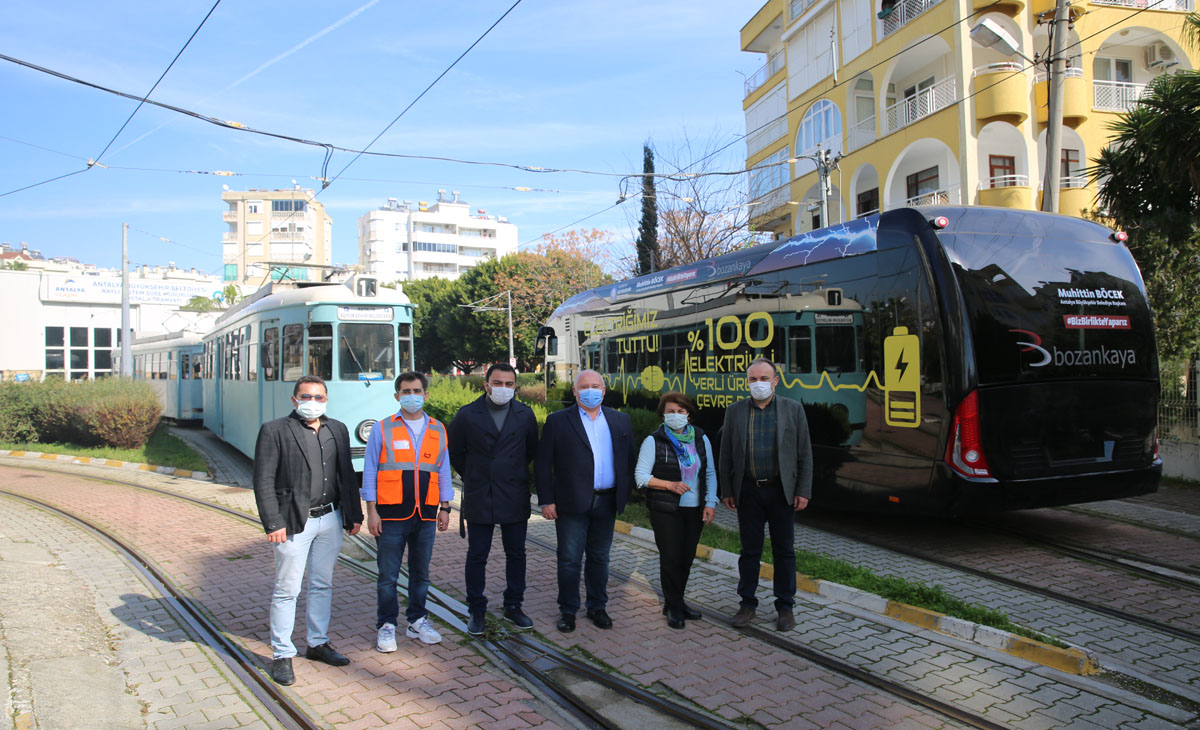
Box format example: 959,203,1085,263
731,605,755,628
776,608,796,632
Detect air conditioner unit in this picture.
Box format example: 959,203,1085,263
1145,42,1176,68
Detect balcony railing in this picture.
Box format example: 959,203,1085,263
1060,176,1088,189
1091,0,1192,9
1094,79,1149,112
749,183,791,216
973,62,1025,76
1034,67,1084,83
906,185,961,206
856,207,881,219
222,211,238,222
847,115,877,152
745,52,786,97
881,0,943,37
979,174,1029,189
884,77,956,133
747,117,789,157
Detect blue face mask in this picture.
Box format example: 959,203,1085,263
577,387,604,408
398,394,425,413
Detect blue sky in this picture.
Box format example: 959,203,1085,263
1,1,763,274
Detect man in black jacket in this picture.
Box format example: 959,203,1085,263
447,363,539,635
252,375,363,686
535,370,635,632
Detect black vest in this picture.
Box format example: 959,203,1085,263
649,425,708,493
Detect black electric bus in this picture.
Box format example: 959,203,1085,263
537,206,1161,513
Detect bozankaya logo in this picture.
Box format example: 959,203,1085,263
1011,329,1136,368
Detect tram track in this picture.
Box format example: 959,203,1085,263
0,489,319,730
798,519,1200,647
0,469,737,730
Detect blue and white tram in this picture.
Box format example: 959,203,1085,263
201,277,413,472
125,331,205,423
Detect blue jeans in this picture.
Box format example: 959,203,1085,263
270,508,343,659
465,521,528,615
736,483,797,611
555,490,616,615
376,517,436,627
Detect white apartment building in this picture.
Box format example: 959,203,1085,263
221,188,333,287
357,192,518,282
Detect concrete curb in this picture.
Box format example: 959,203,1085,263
0,449,213,481
614,518,1101,677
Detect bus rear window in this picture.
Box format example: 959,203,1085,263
940,224,1155,383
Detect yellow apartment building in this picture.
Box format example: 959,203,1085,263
221,187,333,287
741,0,1197,237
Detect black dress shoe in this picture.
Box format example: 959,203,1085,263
586,609,613,629
666,609,686,630
305,643,350,667
467,612,486,636
271,657,295,685
557,613,576,632
663,605,703,621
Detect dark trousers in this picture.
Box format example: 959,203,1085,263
554,490,616,615
649,505,704,612
464,520,528,615
736,483,796,611
376,517,435,627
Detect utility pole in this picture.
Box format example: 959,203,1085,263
120,222,132,376
506,290,515,368
814,148,845,227
1040,0,1070,213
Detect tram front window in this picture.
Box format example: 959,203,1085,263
340,323,395,381
308,323,333,380
816,326,856,374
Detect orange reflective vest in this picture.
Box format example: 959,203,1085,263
376,414,446,521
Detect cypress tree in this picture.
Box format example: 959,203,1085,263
635,144,658,275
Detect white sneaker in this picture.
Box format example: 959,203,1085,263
405,616,442,645
376,623,397,653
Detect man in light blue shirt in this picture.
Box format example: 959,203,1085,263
535,370,636,632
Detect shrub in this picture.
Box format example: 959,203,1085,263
517,383,545,403
81,392,162,449
620,406,661,448
0,383,38,442
0,377,161,449
425,377,482,423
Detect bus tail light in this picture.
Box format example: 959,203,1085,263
945,390,992,478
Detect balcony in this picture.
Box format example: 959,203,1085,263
977,176,1032,208
847,115,877,152
884,77,956,134
745,52,786,97
1091,0,1192,9
1035,68,1088,125
221,232,238,243
1040,180,1095,215
222,211,238,222
974,0,1023,14
881,0,944,37
907,185,961,206
973,63,1029,122
1093,79,1149,112
790,0,820,20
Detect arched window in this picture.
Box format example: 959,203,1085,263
796,100,843,176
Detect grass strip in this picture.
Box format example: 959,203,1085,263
621,498,1065,647
0,422,209,473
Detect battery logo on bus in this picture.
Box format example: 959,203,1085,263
883,326,920,427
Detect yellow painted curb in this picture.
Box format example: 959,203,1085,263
105,459,125,467
796,573,821,594
9,451,25,457
759,563,774,580
695,544,713,560
174,469,193,478
137,463,156,472
40,453,57,460
885,601,942,630
613,520,632,535
1006,635,1100,675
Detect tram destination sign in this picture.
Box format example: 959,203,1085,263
337,306,393,321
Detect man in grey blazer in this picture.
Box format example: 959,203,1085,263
253,375,363,685
718,357,812,632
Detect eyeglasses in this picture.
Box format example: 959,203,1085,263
296,394,328,402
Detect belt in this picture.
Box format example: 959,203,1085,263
309,502,338,518
593,488,615,495
743,476,781,489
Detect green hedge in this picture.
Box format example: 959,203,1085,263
425,376,548,429
0,378,162,449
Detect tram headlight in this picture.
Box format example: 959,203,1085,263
356,419,375,444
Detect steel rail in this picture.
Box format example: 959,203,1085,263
0,490,318,730
521,534,1009,730
799,520,1200,647
3,470,734,730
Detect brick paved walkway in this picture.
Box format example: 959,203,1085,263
2,459,1196,729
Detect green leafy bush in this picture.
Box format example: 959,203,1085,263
517,383,545,403
620,406,661,448
425,377,482,423
0,378,161,449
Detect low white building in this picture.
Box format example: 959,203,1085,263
357,192,518,282
0,261,225,382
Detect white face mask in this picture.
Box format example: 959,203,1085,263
663,412,689,431
749,381,774,401
295,400,326,420
488,386,515,406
